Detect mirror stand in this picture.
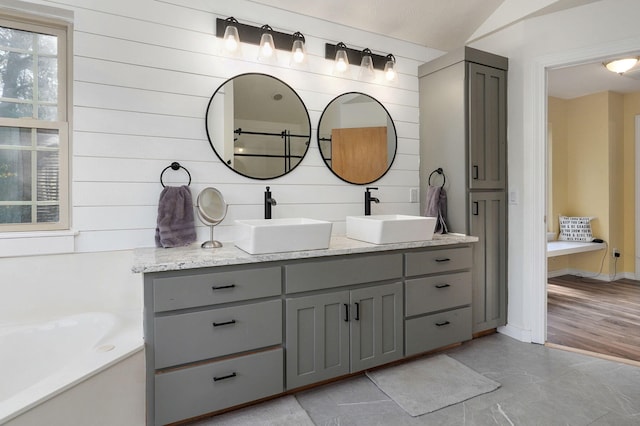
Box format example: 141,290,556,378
196,187,228,250
202,224,223,249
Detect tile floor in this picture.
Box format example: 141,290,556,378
191,333,640,425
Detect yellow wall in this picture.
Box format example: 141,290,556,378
548,91,632,276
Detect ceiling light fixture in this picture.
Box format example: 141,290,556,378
604,57,639,74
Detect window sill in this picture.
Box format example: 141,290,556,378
0,229,77,257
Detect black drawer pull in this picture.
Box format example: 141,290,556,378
213,372,237,382
344,303,350,322
354,302,360,321
435,283,451,289
472,165,479,180
435,258,450,263
435,321,451,327
472,201,479,216
212,284,235,291
212,319,236,327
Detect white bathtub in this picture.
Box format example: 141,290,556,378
0,312,143,424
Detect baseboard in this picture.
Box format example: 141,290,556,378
547,268,636,282
497,324,532,343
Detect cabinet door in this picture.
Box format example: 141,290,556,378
468,62,506,190
469,191,507,332
285,291,350,389
350,282,404,372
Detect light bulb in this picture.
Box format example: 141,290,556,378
334,43,350,75
221,18,240,54
258,28,276,61
290,32,306,65
384,54,397,82
224,35,238,52
336,58,348,72
359,49,376,82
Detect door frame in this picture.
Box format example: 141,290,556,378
527,36,640,344
636,115,640,279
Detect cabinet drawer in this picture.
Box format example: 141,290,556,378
285,253,402,294
405,306,471,356
154,299,282,369
154,348,283,426
405,246,472,277
405,272,471,316
153,266,281,312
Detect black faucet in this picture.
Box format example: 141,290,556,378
264,186,277,219
364,187,379,216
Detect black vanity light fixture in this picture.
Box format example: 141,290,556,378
217,17,306,63
325,43,397,82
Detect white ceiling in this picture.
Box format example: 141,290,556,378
249,0,640,98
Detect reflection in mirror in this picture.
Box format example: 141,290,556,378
196,187,228,249
318,92,397,185
206,73,311,179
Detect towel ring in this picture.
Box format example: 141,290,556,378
160,162,191,187
428,168,446,187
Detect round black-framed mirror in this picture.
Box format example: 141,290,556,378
205,73,311,180
317,92,397,185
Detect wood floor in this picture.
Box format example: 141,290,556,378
547,275,640,362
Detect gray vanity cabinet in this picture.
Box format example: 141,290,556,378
404,246,473,356
470,191,507,331
468,62,507,190
285,291,350,389
419,46,508,334
139,239,478,424
284,254,404,390
144,265,284,426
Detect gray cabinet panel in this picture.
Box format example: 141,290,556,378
285,253,402,294
350,281,404,372
470,192,507,332
285,291,350,389
154,299,282,369
419,47,508,335
405,307,472,356
405,246,472,277
405,272,471,316
153,266,281,312
155,348,283,425
468,62,507,190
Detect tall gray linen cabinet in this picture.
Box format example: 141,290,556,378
418,47,508,333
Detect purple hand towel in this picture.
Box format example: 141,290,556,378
155,185,197,248
424,185,449,234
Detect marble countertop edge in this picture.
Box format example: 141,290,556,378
132,234,478,274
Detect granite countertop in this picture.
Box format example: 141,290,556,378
132,234,478,274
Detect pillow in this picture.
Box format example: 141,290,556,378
558,216,594,242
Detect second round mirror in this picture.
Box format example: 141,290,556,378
318,92,397,185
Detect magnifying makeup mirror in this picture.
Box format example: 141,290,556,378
196,187,228,248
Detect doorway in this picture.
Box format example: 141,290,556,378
545,62,640,363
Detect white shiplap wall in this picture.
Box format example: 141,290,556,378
31,0,441,252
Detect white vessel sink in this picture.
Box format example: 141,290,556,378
235,218,333,254
346,214,437,244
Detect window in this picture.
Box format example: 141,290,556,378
0,13,69,231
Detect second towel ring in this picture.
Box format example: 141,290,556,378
428,168,446,187
160,162,192,187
